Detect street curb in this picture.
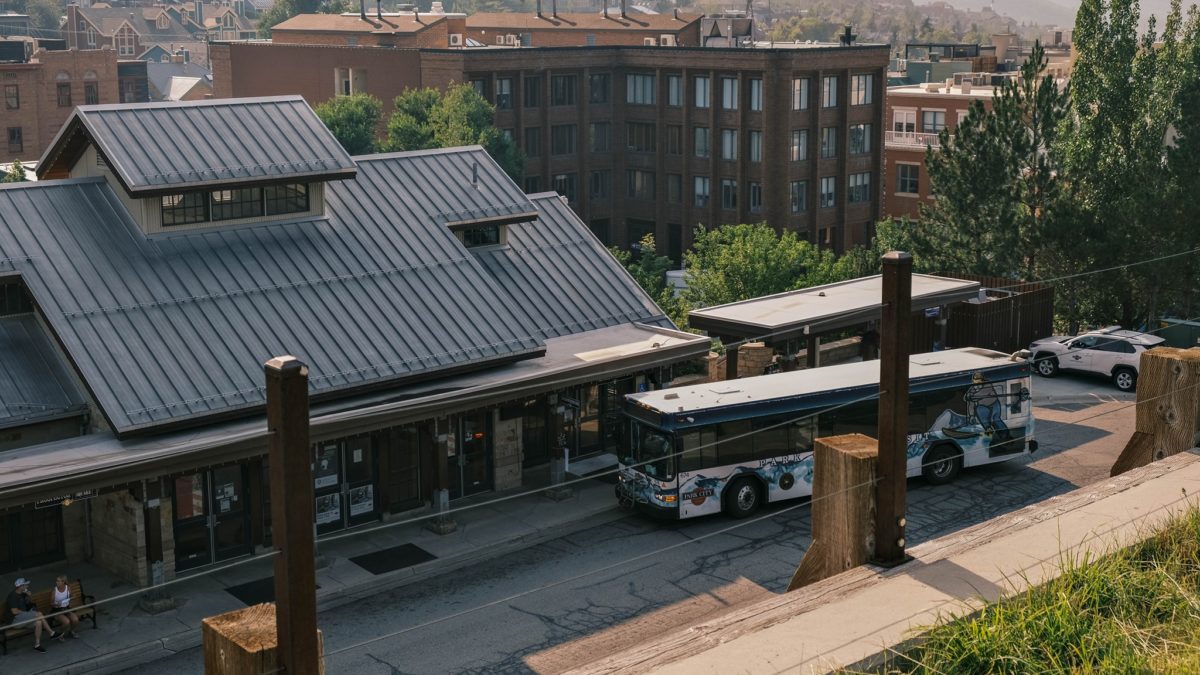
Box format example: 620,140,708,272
47,501,627,674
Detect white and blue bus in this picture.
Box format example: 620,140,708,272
617,347,1037,519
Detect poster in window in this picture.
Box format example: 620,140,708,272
314,444,340,489
349,485,374,516
314,493,341,525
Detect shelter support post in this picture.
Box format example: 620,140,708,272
724,339,739,380
427,418,457,534
806,334,820,369
873,252,912,567
1111,348,1200,476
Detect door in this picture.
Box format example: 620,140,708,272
457,413,492,497
0,506,65,573
1064,335,1098,372
172,473,212,572
344,434,377,527
313,442,344,535
521,400,551,467
210,465,250,562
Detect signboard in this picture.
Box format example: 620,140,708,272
349,485,374,516
924,307,941,318
35,489,97,509
314,493,341,525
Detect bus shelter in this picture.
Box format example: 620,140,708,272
688,274,981,379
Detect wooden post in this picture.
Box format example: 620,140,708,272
873,251,912,566
426,418,457,534
202,604,325,675
724,338,740,380
1111,347,1200,476
788,434,877,591
264,356,320,675
806,334,820,369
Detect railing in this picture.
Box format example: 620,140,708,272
884,131,946,149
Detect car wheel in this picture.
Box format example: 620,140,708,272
1113,367,1137,392
723,477,761,519
922,445,963,485
1035,354,1059,377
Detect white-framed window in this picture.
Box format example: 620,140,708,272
694,176,710,207
694,75,710,108
626,73,655,105
850,74,873,105
748,130,762,162
116,26,135,56
893,109,916,133
667,74,682,106
820,126,837,159
749,78,762,111
790,180,807,213
552,173,577,202
821,75,838,108
849,123,871,155
897,164,920,194
495,77,513,110
720,179,737,210
721,128,737,160
694,126,709,158
820,176,836,208
85,26,97,47
721,76,738,110
923,110,946,133
848,172,871,203
790,129,808,162
791,77,808,110
334,68,365,96
222,13,234,29
748,181,763,213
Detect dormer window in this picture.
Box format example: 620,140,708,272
264,183,309,215
157,14,170,29
161,183,311,228
461,224,501,248
161,192,208,226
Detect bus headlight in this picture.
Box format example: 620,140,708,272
657,493,677,503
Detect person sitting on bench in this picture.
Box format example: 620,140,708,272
6,578,59,652
50,576,82,639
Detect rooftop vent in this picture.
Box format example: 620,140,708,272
839,24,856,46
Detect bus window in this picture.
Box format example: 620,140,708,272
680,427,717,472
790,418,817,454
716,420,755,465
1008,382,1026,415
753,416,790,460
633,422,675,480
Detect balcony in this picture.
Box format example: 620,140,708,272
885,131,946,150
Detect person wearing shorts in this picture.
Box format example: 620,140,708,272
5,578,59,652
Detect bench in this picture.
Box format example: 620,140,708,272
1,579,97,655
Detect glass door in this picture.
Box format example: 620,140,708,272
453,413,492,498
210,465,250,562
173,473,212,572
313,442,344,535
344,434,377,527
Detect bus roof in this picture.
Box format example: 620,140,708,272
629,348,1020,415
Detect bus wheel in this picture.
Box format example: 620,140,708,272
724,477,761,519
922,445,962,485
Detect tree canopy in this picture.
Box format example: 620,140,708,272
313,93,383,156
1,160,28,184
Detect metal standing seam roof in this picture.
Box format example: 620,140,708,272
37,96,357,193
470,192,673,339
0,146,550,435
0,314,87,430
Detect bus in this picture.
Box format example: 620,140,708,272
616,347,1037,519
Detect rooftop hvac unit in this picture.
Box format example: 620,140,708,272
449,33,462,46
659,34,676,46
643,37,656,46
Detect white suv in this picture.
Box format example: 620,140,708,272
1029,327,1165,392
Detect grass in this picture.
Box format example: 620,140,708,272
886,506,1200,674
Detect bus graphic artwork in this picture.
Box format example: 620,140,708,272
618,349,1037,520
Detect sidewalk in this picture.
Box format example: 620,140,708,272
5,473,622,675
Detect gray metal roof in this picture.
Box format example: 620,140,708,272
471,192,673,338
0,146,556,434
0,314,87,430
37,96,356,193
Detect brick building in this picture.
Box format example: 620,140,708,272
212,30,889,254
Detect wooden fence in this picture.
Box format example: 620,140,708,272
910,274,1055,355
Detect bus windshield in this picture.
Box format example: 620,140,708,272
627,422,675,481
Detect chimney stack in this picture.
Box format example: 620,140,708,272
551,0,557,17
413,7,420,22
673,8,679,20
376,0,382,19
359,0,366,21
602,3,608,17
535,0,541,17
620,0,626,18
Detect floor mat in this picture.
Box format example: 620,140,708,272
349,543,438,576
225,577,319,606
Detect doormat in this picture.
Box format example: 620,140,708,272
225,577,320,606
350,543,437,576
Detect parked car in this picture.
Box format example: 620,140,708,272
1029,327,1165,392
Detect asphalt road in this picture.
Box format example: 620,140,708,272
120,373,1135,674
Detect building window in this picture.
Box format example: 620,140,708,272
748,130,762,162
748,181,763,213
116,26,136,56
720,77,738,110
84,82,99,105
590,170,611,199
626,122,656,153
791,130,808,162
626,169,655,200
3,85,16,110
335,68,366,96
524,127,541,157
666,74,682,106
822,75,838,108
157,13,170,29
6,127,21,153
161,192,208,226
694,127,710,158
589,122,610,152
551,124,576,155
894,110,916,133
720,179,737,210
85,26,96,47
589,73,610,104
848,172,871,203
264,183,309,215
819,176,836,208
749,78,763,111
57,83,71,107
667,173,682,204
462,224,501,248
850,74,873,105
524,76,542,108
849,123,871,155
897,164,920,194
694,75,710,108
694,176,710,207
524,175,542,193
626,73,655,105
923,110,946,133
820,127,837,159
720,129,737,160
550,74,576,106
495,77,513,110
790,180,807,213
470,78,487,98
211,187,264,221
500,128,514,142
792,77,809,110
666,125,682,155
553,173,577,202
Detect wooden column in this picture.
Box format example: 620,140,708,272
202,604,325,675
873,251,912,566
724,339,740,380
806,334,820,369
1111,347,1200,476
788,434,877,591
426,418,457,534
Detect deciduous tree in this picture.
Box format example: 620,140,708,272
314,93,382,156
